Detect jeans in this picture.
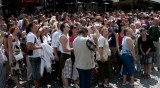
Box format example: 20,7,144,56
120,53,135,76
77,68,93,88
29,57,41,81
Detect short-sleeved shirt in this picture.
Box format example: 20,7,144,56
26,32,42,57
51,30,62,51
17,20,23,27
98,35,111,56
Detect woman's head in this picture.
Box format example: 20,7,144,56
140,24,147,35
10,27,19,34
123,27,132,36
26,22,38,34
102,19,108,25
42,26,50,34
69,25,78,36
99,26,108,36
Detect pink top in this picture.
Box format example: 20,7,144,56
141,20,146,25
69,36,75,43
118,33,123,46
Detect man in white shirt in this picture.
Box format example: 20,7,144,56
51,22,63,84
26,22,42,88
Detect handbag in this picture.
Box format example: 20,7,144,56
14,50,23,61
12,40,23,61
96,38,109,61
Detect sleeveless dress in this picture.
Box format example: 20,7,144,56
9,37,23,76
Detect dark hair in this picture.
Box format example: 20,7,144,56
69,25,74,36
77,27,88,34
26,22,33,34
60,22,68,32
69,25,77,36
7,21,14,31
118,23,125,33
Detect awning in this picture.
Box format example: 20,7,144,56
113,0,119,3
150,0,160,3
22,0,39,3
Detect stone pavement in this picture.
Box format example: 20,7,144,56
7,68,160,88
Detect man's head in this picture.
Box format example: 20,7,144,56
77,27,88,37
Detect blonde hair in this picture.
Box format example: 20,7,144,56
99,26,108,35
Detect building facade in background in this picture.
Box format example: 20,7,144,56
0,0,160,16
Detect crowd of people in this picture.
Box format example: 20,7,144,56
0,9,160,88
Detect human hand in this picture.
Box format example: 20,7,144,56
101,57,105,63
142,52,146,56
55,55,59,61
145,51,149,55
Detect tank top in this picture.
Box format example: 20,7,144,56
120,36,131,54
59,34,71,55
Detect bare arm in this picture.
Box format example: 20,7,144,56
126,38,136,61
60,36,73,52
54,47,59,61
139,43,145,55
69,42,73,48
3,37,8,56
8,35,15,61
27,42,42,50
115,33,120,54
146,48,151,55
92,26,100,39
0,31,5,46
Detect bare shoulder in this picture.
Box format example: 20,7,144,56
60,35,68,42
126,37,133,43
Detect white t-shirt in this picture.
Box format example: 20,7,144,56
51,30,62,51
26,32,42,57
17,20,23,27
44,35,51,43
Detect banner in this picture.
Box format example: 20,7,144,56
22,0,39,3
